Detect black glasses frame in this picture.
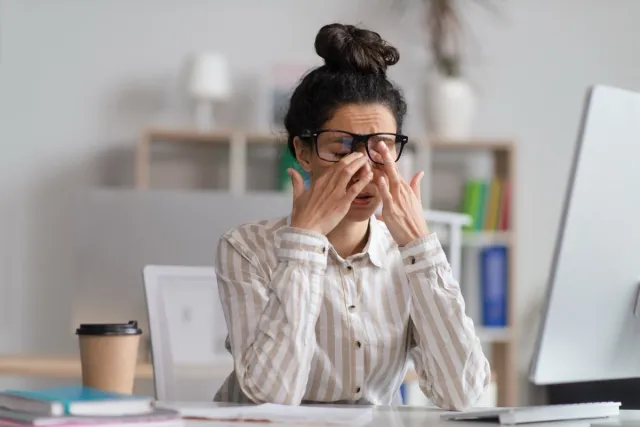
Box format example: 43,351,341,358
299,129,410,165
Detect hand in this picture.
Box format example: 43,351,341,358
374,142,430,247
288,152,373,235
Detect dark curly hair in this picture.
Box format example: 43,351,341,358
284,23,408,158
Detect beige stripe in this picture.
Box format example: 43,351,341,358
370,265,402,391
338,269,352,402
321,264,339,401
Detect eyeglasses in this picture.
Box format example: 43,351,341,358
299,129,409,165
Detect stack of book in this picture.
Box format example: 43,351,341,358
460,177,511,231
0,386,183,427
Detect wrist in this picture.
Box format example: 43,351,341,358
398,229,430,247
290,219,324,235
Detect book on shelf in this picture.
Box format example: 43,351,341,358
460,177,511,232
480,245,508,327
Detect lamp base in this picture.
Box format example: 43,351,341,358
194,100,215,131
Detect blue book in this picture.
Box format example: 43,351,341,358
0,385,153,416
480,245,508,326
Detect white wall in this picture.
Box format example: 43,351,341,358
1,0,640,403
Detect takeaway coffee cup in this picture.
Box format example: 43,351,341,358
76,320,142,394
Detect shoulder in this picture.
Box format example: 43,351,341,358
218,216,289,260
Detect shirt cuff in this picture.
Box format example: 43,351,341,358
276,226,329,267
399,233,448,274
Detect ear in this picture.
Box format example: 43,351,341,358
293,136,313,173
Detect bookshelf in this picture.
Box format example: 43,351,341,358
428,139,517,407
133,128,517,407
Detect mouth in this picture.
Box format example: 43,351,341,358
352,192,374,206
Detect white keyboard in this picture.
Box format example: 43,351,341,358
441,402,621,425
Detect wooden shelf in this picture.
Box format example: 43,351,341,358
425,137,517,407
477,327,512,343
143,128,285,145
430,139,514,152
463,231,512,247
436,229,512,247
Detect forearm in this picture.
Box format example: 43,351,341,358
230,227,328,404
402,234,491,410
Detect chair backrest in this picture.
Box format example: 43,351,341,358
142,264,233,402
424,209,471,280
377,209,471,279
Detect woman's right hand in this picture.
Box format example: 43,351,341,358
287,152,373,235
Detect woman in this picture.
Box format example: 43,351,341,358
214,23,490,410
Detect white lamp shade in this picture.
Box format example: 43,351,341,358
188,52,231,100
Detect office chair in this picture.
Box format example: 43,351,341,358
142,265,233,402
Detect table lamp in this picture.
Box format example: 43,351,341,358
187,52,231,130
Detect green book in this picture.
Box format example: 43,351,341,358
461,179,484,230
475,180,488,231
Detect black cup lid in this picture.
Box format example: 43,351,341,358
76,320,142,336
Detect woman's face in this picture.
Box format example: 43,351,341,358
294,103,398,223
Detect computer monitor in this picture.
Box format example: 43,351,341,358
530,85,640,387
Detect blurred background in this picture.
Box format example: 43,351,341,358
1,0,639,408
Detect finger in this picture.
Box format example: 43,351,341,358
344,168,373,201
377,141,402,188
335,156,369,190
336,152,366,169
410,171,424,199
352,159,372,182
287,168,305,200
370,150,384,164
376,175,393,206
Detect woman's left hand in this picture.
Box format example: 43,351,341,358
374,141,430,247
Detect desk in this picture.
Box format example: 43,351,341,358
170,403,640,427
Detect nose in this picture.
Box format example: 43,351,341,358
354,144,368,157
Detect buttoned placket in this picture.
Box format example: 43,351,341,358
343,260,365,400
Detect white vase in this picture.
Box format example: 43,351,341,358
426,76,476,141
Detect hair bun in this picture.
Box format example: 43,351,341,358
314,23,399,75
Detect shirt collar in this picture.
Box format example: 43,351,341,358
282,214,386,268
363,215,386,268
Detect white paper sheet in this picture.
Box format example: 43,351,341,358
176,403,373,425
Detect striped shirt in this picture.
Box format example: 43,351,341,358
213,215,491,410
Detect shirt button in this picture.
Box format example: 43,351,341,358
355,387,361,393
348,305,356,312
409,256,416,265
346,265,353,270
354,340,362,349
321,247,326,254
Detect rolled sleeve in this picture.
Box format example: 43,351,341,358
399,233,448,274
276,227,329,268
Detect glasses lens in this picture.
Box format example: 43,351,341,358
367,134,403,164
316,131,356,162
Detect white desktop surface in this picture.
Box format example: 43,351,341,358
165,402,640,427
